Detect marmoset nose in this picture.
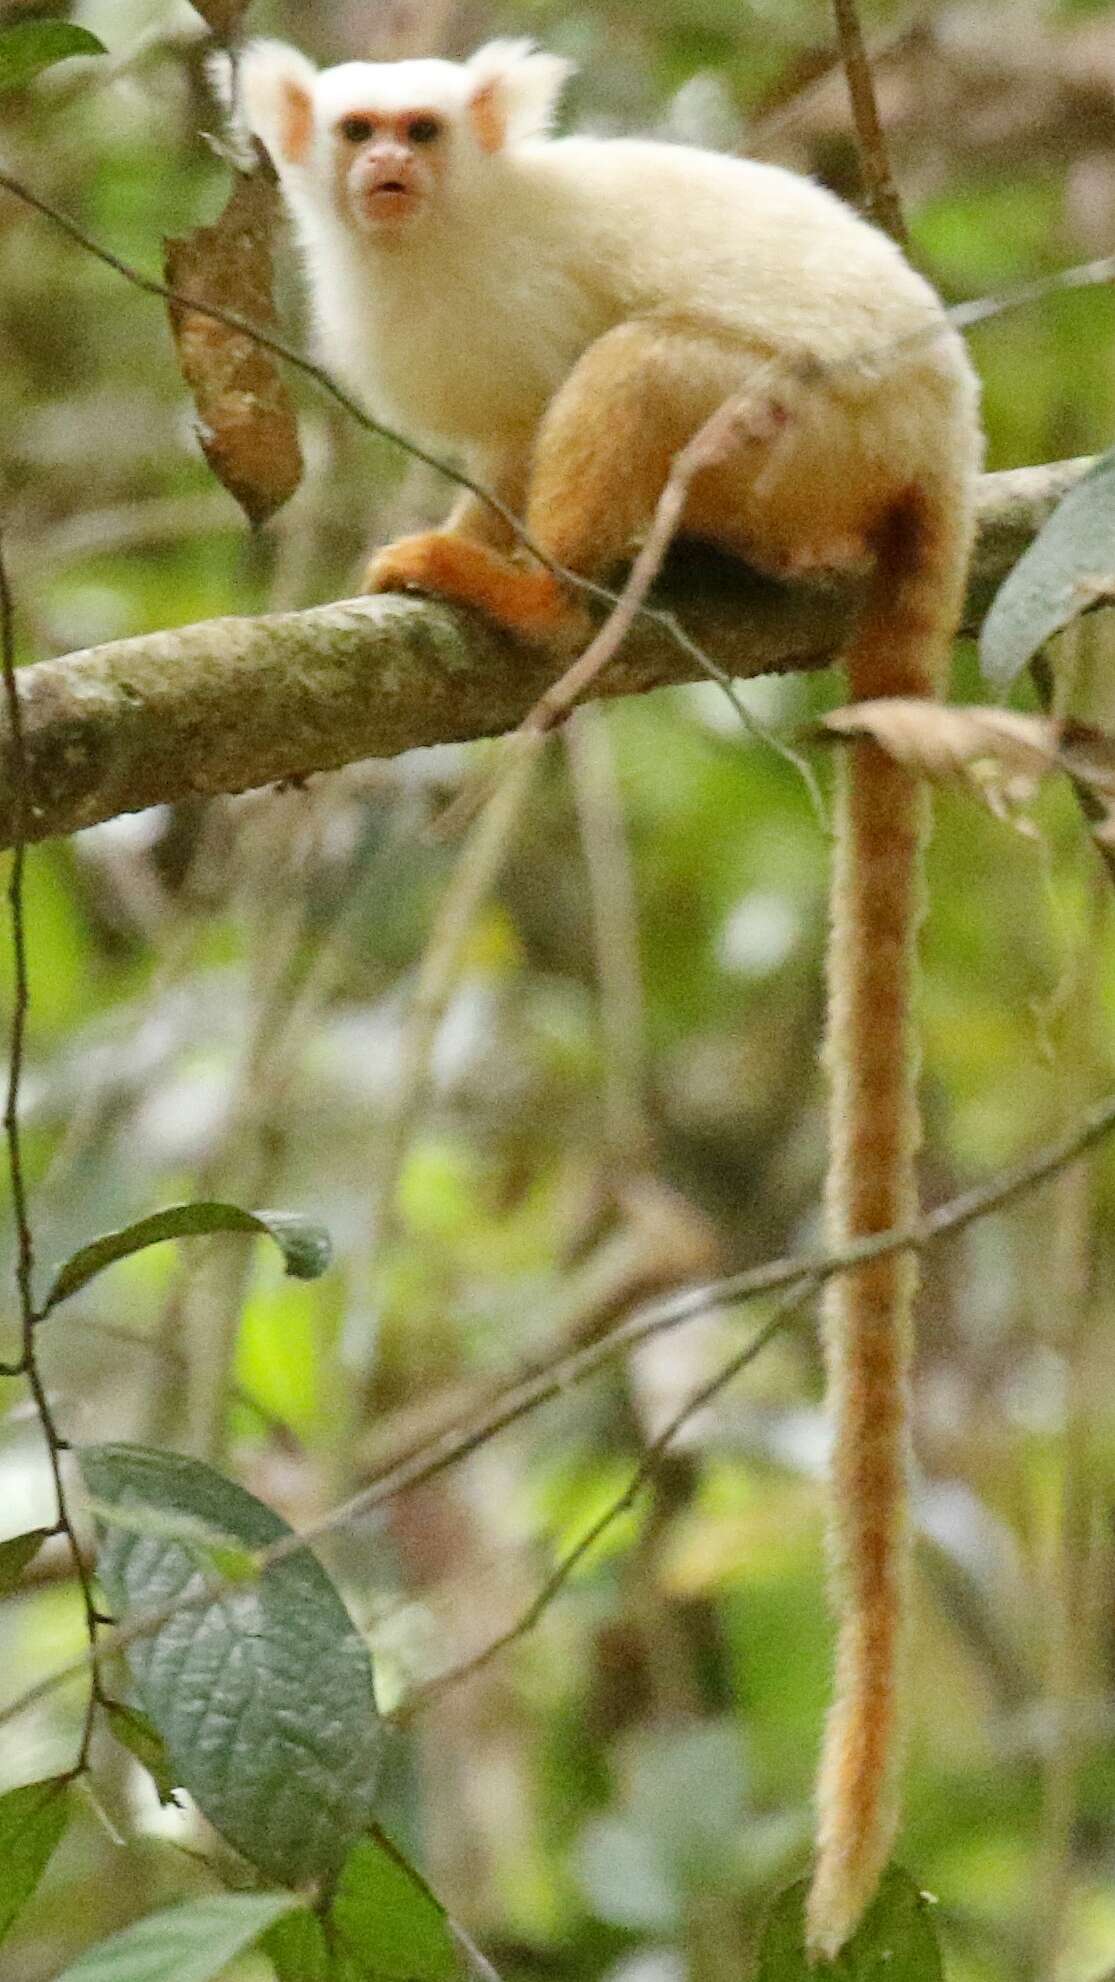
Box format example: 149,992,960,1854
365,145,414,186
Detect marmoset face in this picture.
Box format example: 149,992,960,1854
331,102,448,236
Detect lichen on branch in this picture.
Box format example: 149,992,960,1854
0,459,1090,851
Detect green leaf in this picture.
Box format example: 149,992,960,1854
0,23,106,90
260,1908,331,1982
0,1778,71,1945
54,1892,297,1982
104,1704,180,1806
44,1202,332,1312
79,1445,382,1889
0,1526,51,1595
758,1868,943,1982
980,446,1115,689
331,1831,458,1982
85,1499,260,1583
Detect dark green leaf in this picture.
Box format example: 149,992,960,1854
980,446,1115,688
0,1526,51,1595
80,1445,382,1889
331,1831,458,1982
0,23,106,90
44,1202,331,1312
54,1892,297,1982
0,1778,71,1945
104,1703,180,1806
85,1498,260,1582
758,1869,943,1982
261,1907,331,1982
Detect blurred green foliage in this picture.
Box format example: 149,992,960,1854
4,1,1115,1978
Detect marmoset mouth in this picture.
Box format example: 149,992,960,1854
362,184,419,222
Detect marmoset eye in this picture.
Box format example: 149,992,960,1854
340,115,376,143
407,117,441,144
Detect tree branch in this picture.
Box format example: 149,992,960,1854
0,459,1088,850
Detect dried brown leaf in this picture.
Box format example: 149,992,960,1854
165,172,302,527
820,699,1115,841
822,699,1056,778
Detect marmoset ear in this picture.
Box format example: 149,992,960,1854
235,40,319,168
465,39,575,153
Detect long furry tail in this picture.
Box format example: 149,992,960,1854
805,480,973,1958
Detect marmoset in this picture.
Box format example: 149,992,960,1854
237,36,982,1955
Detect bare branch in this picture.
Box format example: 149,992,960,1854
831,0,908,244
0,459,1091,852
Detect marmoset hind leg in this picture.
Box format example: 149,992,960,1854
363,319,880,639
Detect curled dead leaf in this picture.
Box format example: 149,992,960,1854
822,699,1055,777
165,171,302,527
819,699,1115,844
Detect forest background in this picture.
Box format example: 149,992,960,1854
5,0,1115,1978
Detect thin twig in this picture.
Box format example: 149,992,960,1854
751,15,921,156
831,0,907,245
394,1288,808,1713
432,390,819,837
340,741,540,1398
6,161,1115,732
0,162,775,730
527,399,761,737
0,169,534,548
7,1085,1115,1737
0,544,33,1363
0,537,103,1768
449,1918,506,1982
5,163,1115,603
6,162,1115,865
951,257,1115,333
0,456,1090,852
379,743,539,1244
0,163,674,644
1030,652,1115,891
168,1086,1115,1550
565,708,652,1165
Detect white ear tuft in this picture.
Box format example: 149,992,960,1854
236,40,319,168
465,39,575,149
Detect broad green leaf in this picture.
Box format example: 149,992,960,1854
0,1778,71,1944
260,1907,331,1982
80,1445,382,1889
44,1202,331,1312
85,1499,259,1582
0,23,105,90
980,446,1115,689
0,1526,50,1595
104,1704,179,1806
55,1892,297,1982
331,1831,458,1982
758,1868,943,1982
